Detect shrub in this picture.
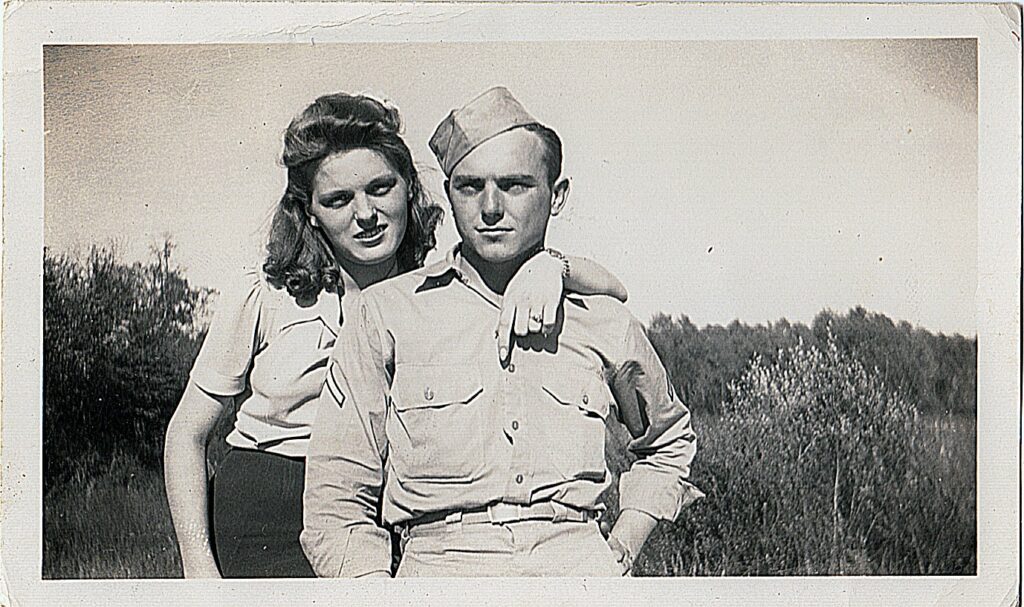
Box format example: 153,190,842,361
717,331,917,573
632,330,975,575
43,241,210,490
647,309,977,416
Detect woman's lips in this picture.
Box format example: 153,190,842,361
354,224,388,244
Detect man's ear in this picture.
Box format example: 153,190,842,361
550,178,570,217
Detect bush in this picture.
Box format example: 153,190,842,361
718,332,917,573
43,241,210,490
632,330,975,575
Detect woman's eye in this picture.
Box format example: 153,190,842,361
369,183,395,197
319,194,352,208
366,177,399,197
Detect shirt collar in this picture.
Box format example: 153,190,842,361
273,279,344,337
423,244,462,279
423,244,502,309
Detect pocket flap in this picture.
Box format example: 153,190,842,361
391,367,484,412
542,369,611,419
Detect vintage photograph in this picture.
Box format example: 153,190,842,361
3,2,1020,605
40,37,979,578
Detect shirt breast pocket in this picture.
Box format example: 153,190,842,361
539,370,612,482
388,367,487,482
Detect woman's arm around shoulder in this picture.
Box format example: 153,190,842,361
495,250,628,362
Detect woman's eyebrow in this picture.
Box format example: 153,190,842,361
314,188,354,204
366,174,398,188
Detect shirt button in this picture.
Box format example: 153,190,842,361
511,420,519,431
582,393,589,405
515,474,524,484
508,363,516,373
424,387,434,401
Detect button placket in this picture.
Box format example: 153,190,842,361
500,361,533,503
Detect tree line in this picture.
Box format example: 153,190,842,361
646,308,976,416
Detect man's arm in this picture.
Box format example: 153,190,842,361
301,295,395,577
608,316,702,572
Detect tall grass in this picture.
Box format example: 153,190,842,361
43,453,182,579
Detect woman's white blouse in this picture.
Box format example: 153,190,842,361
189,267,356,458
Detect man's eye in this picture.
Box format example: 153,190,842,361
456,184,482,195
503,183,529,194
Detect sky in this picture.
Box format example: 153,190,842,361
43,39,978,336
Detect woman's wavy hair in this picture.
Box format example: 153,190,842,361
263,93,443,301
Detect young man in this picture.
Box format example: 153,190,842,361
301,87,700,577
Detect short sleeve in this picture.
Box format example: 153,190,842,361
189,269,268,396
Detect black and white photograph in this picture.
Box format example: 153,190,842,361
2,2,1020,606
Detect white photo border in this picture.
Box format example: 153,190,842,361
3,2,1020,606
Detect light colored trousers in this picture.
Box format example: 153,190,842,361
396,519,625,577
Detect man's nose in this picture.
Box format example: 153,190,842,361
481,184,504,224
353,194,378,227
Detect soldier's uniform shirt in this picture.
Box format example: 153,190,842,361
301,247,699,577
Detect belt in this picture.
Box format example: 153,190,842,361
402,501,600,532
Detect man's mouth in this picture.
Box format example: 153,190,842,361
355,225,387,240
477,227,513,234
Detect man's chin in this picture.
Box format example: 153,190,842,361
468,245,523,265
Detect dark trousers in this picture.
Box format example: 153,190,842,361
210,448,315,578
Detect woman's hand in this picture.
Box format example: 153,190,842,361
496,251,565,363
181,553,223,579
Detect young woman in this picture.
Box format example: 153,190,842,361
163,92,627,578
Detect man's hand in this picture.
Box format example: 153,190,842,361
495,251,564,363
606,509,659,576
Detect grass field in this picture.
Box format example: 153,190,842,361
42,412,975,579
